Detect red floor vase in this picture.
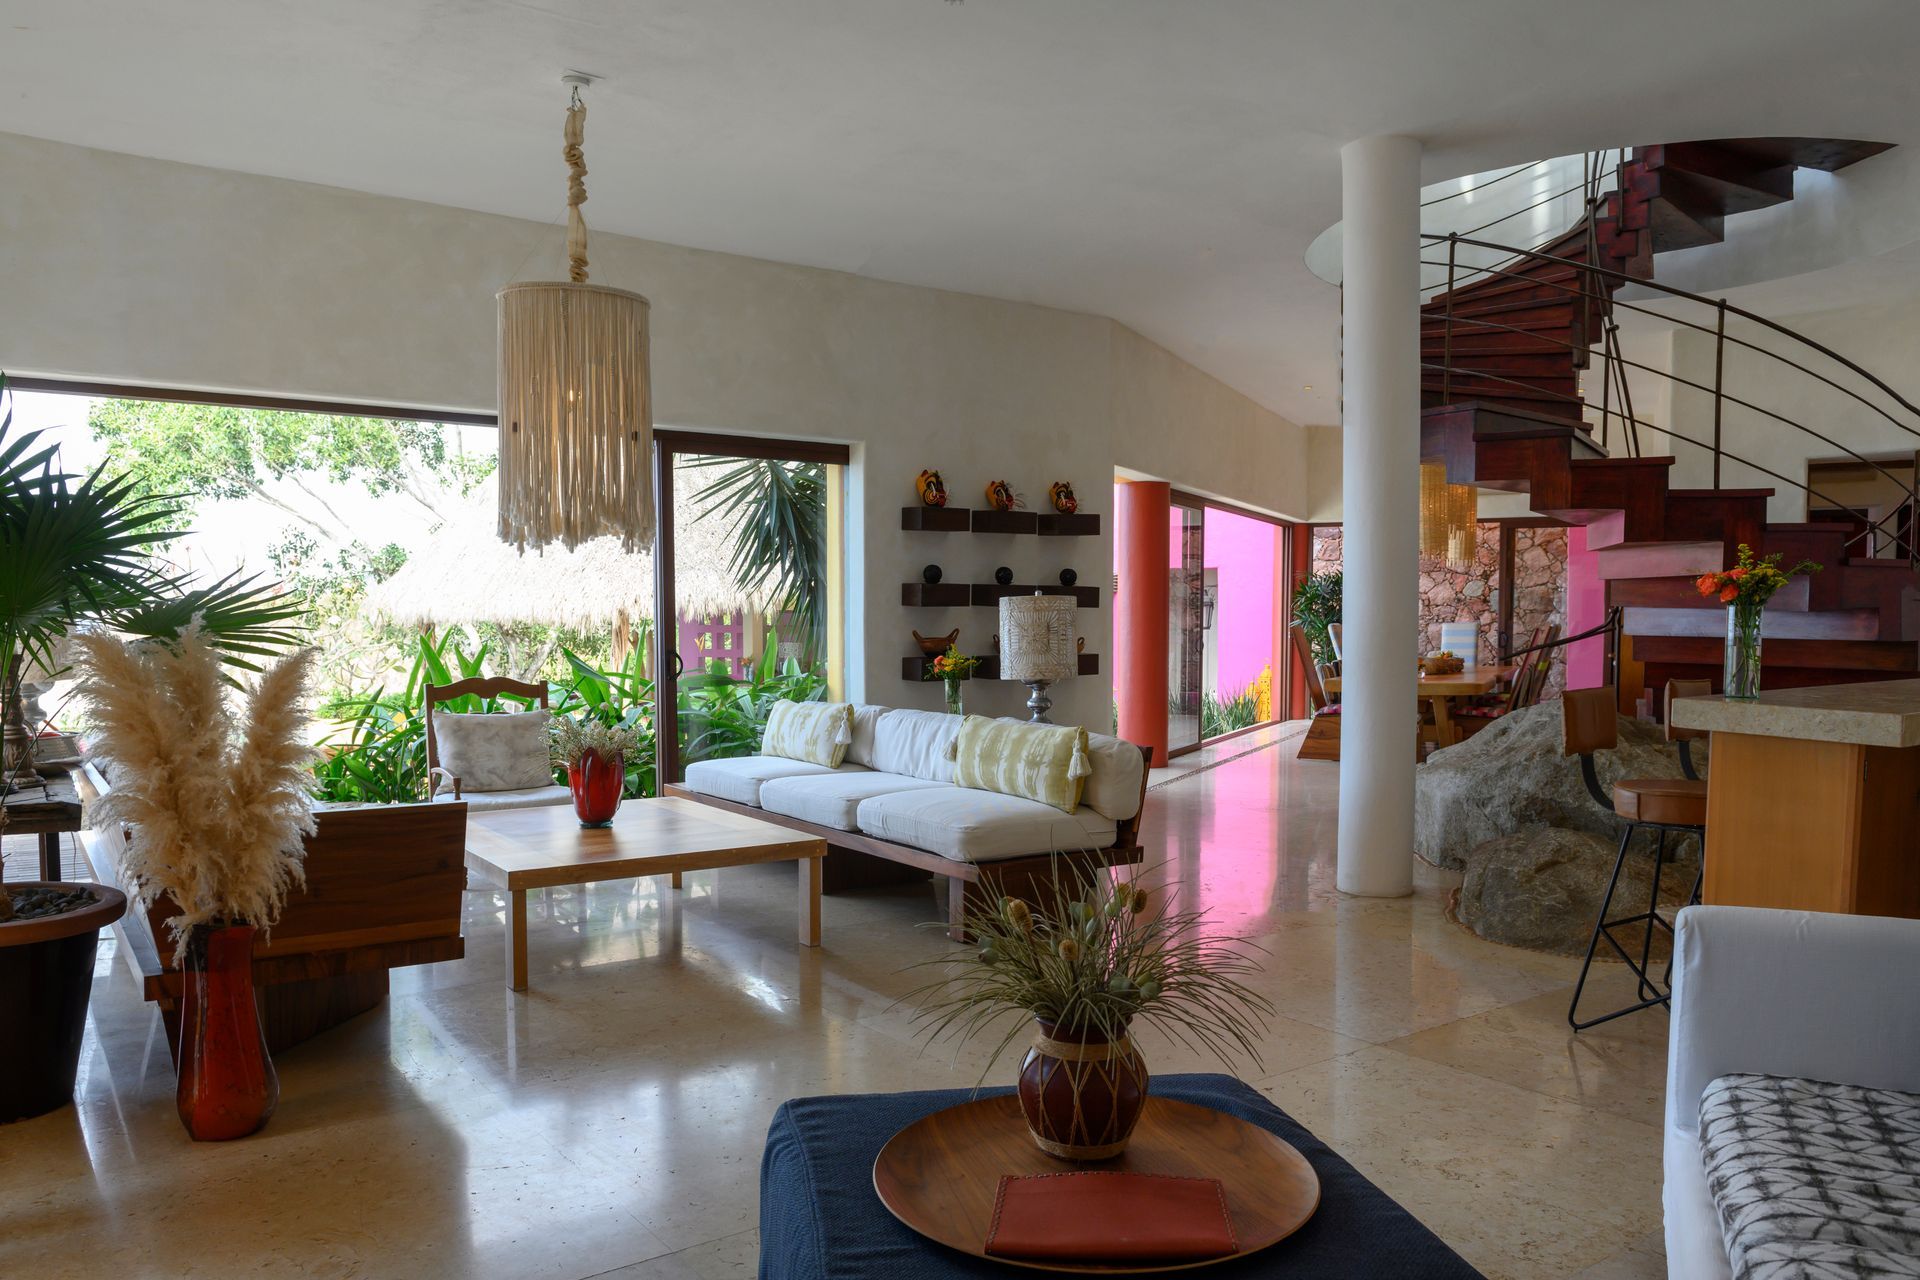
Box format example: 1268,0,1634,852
176,923,278,1141
569,749,624,828
1017,1019,1149,1160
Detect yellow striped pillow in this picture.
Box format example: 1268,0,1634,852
761,701,853,767
951,716,1090,813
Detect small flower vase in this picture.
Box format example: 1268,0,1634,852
568,748,624,828
1725,601,1763,700
942,675,964,717
176,923,278,1141
1017,1019,1149,1160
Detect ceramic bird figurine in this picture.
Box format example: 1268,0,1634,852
984,480,1020,512
916,469,948,507
1048,481,1079,515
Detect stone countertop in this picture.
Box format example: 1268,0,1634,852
1670,681,1920,749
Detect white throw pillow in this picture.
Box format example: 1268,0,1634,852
434,710,553,793
870,709,962,782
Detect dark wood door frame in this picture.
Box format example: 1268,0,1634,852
652,430,851,787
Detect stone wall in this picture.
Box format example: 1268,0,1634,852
1309,523,1567,696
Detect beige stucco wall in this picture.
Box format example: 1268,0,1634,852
0,132,1311,726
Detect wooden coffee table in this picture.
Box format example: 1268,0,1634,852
464,798,827,991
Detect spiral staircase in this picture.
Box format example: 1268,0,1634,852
1419,138,1919,695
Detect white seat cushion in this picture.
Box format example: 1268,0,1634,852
431,784,571,812
846,704,889,768
1082,732,1146,822
759,771,947,832
854,786,1117,863
869,709,961,782
681,755,866,807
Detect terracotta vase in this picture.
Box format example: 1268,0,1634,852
568,749,624,828
1016,1019,1149,1161
176,923,278,1141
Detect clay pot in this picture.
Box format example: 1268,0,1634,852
0,882,127,1123
1016,1019,1149,1161
913,629,959,656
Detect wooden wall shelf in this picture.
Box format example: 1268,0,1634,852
901,505,972,531
900,582,972,607
901,507,1102,537
902,653,1101,681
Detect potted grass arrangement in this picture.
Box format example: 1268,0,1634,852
552,714,643,828
0,374,302,1124
908,866,1271,1160
75,623,317,1141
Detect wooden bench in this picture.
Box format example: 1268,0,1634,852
77,764,467,1057
665,744,1152,941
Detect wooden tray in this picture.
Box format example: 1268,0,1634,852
873,1095,1320,1274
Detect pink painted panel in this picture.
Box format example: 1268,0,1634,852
1564,526,1606,689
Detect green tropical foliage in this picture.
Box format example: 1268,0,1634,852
687,455,828,655
1291,570,1342,667
1200,684,1260,740
680,638,829,764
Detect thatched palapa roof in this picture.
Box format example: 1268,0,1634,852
367,479,766,631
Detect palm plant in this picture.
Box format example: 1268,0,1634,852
0,375,305,908
687,455,827,656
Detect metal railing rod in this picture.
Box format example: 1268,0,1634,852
1417,253,1920,441
1424,232,1920,423
1421,163,1535,207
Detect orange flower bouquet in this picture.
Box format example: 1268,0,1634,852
924,645,981,716
1696,543,1819,699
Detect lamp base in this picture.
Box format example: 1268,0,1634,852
1020,680,1056,724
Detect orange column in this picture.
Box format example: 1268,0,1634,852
1115,480,1170,763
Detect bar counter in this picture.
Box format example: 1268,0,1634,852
1672,682,1920,918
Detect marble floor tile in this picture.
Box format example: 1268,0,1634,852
1,731,1671,1278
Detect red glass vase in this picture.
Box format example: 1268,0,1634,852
568,749,624,828
176,923,278,1141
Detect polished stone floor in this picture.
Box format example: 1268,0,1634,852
2,725,1668,1279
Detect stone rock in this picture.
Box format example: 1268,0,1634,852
1454,825,1698,957
1415,698,1704,871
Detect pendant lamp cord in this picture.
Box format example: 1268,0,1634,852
563,85,589,283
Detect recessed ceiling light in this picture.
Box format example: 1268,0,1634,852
1303,385,1313,391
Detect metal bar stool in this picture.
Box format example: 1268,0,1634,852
1563,683,1709,1031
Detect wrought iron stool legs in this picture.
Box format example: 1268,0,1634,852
1568,820,1697,1031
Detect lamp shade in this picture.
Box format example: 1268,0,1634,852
1000,592,1078,683
497,280,654,553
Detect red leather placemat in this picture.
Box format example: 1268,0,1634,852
985,1171,1237,1264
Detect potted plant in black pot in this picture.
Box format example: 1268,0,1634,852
0,376,303,1123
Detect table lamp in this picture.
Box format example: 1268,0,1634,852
999,591,1078,723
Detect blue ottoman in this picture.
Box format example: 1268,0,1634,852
759,1072,1483,1278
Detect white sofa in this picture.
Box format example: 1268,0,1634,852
668,706,1150,936
1665,905,1920,1279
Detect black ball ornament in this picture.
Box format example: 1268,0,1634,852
922,564,943,584
994,566,1014,586
1059,568,1078,587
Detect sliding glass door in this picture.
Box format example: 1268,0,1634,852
1168,494,1290,756
1167,500,1206,754
653,432,848,786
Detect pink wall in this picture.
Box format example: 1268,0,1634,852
1564,526,1606,689
1163,505,1278,695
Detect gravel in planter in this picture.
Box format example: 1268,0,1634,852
0,886,96,922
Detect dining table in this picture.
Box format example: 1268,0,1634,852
1326,663,1519,748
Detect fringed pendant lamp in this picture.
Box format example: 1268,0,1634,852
498,74,654,553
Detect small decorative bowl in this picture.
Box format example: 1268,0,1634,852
1422,653,1465,675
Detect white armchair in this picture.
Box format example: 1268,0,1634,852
1665,905,1920,1279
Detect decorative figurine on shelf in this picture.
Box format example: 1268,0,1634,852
922,645,982,717
913,628,960,655
994,566,1014,586
984,479,1021,512
1048,481,1079,515
1077,636,1087,654
916,469,948,508
922,564,943,584
1059,568,1078,587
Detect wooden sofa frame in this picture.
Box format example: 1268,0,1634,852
665,744,1153,941
77,764,468,1058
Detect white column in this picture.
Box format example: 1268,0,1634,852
1337,134,1421,898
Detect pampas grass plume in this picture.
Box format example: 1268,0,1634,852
76,622,317,961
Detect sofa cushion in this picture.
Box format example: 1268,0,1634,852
1081,731,1146,822
953,716,1088,813
433,709,553,793
759,771,948,832
432,784,571,813
761,701,854,768
682,755,865,807
869,709,961,782
1700,1072,1920,1280
846,705,889,768
854,786,1117,863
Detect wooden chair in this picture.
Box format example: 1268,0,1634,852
424,676,571,811
1292,625,1342,761
1454,623,1561,739
1563,683,1709,1031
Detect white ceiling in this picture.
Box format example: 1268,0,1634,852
5,0,1920,425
